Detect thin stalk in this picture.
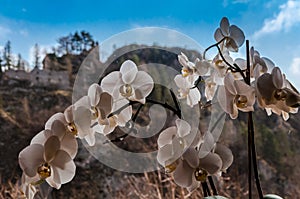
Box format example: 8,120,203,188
208,176,218,195
246,40,253,199
203,37,226,59
249,112,263,198
245,40,263,199
247,114,253,199
201,181,211,197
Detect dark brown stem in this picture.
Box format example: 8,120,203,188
246,40,263,199
246,40,253,199
249,112,264,198
201,181,211,197
208,176,218,195
203,37,226,59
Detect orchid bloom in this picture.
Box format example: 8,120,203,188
93,98,132,135
101,60,154,104
30,112,79,159
157,119,192,169
178,52,210,83
172,145,232,192
212,49,234,78
169,139,233,192
64,97,96,146
218,73,255,119
174,75,201,107
256,67,300,120
214,17,245,52
234,47,274,79
19,136,76,190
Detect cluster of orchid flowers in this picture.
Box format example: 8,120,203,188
18,17,300,199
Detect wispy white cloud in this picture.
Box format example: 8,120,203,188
223,0,249,7
0,25,12,39
287,57,300,89
232,0,249,4
19,29,28,37
290,57,300,75
254,0,300,39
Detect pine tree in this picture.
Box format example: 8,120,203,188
80,31,94,50
16,53,24,70
57,36,71,55
33,43,41,69
4,41,12,70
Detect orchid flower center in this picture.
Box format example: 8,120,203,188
274,89,287,101
37,163,51,179
215,60,225,69
120,84,133,97
91,106,99,120
67,122,78,136
194,167,208,182
181,67,194,77
165,162,177,173
234,95,248,108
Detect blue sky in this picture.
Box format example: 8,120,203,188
1,0,300,88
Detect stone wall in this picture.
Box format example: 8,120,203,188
3,68,70,89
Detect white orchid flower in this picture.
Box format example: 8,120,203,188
174,75,201,107
214,17,245,52
256,67,300,120
19,136,76,190
218,73,255,119
178,52,210,83
29,113,79,159
93,98,132,136
63,97,96,146
101,60,154,104
212,49,234,78
157,119,192,169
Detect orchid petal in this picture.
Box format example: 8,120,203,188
200,152,222,175
176,119,191,138
101,71,123,99
187,88,201,107
88,83,102,107
214,144,233,171
157,126,177,148
44,136,60,162
271,67,283,89
19,144,44,177
51,150,76,185
173,160,194,188
183,148,199,168
120,60,138,84
45,113,66,129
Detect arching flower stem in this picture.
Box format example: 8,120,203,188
203,37,226,59
203,38,247,81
